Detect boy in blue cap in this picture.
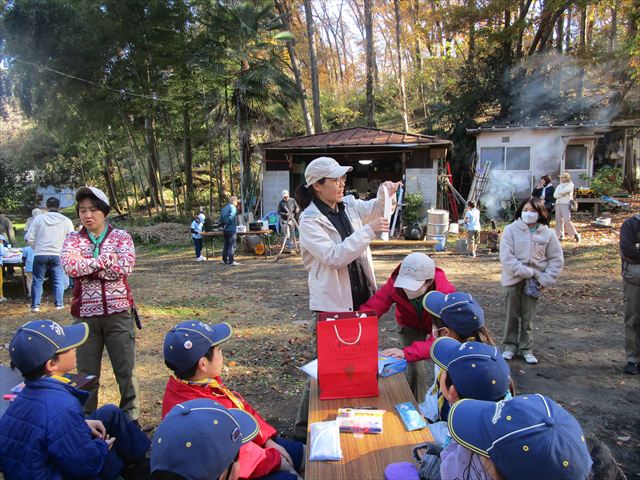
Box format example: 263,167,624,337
419,291,497,445
0,319,150,480
448,394,593,480
150,398,260,480
161,320,305,480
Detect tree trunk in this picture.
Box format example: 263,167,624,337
565,5,572,51
303,0,322,133
394,0,409,131
113,157,132,214
555,13,564,52
274,0,314,135
364,0,376,127
609,0,618,53
202,99,224,211
225,80,234,196
123,118,155,215
183,108,194,212
515,0,534,58
157,108,180,215
100,147,122,214
143,114,164,212
577,4,586,100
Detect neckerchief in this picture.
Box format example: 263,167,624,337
177,375,244,410
87,227,109,258
49,374,77,388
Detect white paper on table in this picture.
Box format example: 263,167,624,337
299,359,318,380
381,186,392,241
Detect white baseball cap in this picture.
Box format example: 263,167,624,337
75,186,110,206
394,253,436,290
281,190,289,197
304,157,353,188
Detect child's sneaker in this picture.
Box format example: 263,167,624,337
31,306,40,313
55,305,64,310
523,353,538,364
623,362,639,375
501,350,514,361
0,296,7,303
230,261,242,266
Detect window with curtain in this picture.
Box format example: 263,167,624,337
565,145,588,169
505,147,530,170
480,147,505,170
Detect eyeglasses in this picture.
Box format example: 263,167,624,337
325,175,347,185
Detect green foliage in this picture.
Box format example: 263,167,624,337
403,193,424,225
589,166,624,196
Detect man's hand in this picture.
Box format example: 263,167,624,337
381,347,405,359
85,419,106,439
381,181,403,196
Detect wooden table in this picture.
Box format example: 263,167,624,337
201,230,273,259
305,375,434,480
576,197,604,216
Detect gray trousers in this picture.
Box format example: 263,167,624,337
555,203,578,238
502,282,539,355
398,325,429,402
623,279,640,364
74,311,140,421
294,312,318,439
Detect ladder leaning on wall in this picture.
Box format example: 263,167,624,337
467,159,492,205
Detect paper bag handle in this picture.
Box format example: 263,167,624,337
334,322,362,345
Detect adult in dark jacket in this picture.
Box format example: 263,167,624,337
531,175,555,213
620,213,640,375
219,195,240,266
360,252,455,400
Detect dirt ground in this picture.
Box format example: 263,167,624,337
1,207,639,477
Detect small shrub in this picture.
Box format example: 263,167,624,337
588,166,623,197
403,193,424,225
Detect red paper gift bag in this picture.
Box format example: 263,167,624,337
317,311,379,400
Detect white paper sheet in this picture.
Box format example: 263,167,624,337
299,359,318,380
381,186,392,241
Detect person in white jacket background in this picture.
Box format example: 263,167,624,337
554,171,581,242
292,156,400,439
500,197,564,365
25,196,74,312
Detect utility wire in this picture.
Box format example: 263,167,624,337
11,56,175,103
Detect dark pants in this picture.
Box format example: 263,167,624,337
398,325,429,402
193,237,203,258
74,311,140,421
222,231,237,264
31,255,65,308
623,279,640,364
503,281,539,355
89,404,150,480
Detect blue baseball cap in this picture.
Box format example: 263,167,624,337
163,320,232,374
151,398,259,480
423,291,484,337
448,394,593,480
430,337,510,401
9,320,89,373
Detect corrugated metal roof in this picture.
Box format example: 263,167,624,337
259,127,451,149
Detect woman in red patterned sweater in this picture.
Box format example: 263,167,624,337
61,186,140,421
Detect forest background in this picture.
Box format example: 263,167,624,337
0,0,639,217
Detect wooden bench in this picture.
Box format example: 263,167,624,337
305,375,434,480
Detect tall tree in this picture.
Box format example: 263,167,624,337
303,0,322,133
394,0,409,131
364,0,376,127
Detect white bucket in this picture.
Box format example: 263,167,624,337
449,223,459,234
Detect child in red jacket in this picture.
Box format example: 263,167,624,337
162,320,304,480
360,252,455,400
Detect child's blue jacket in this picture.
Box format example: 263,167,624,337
0,376,109,479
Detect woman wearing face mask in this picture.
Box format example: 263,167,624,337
360,252,455,400
500,197,564,364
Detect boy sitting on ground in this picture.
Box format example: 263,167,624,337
150,398,260,480
0,319,150,480
162,320,305,480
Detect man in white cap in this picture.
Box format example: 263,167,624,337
278,189,299,249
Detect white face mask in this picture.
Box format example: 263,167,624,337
403,280,432,300
521,211,539,224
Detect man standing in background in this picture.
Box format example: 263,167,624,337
620,213,640,375
278,189,299,250
219,195,240,266
26,197,74,312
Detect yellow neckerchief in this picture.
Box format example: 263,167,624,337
175,374,244,410
49,374,76,388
